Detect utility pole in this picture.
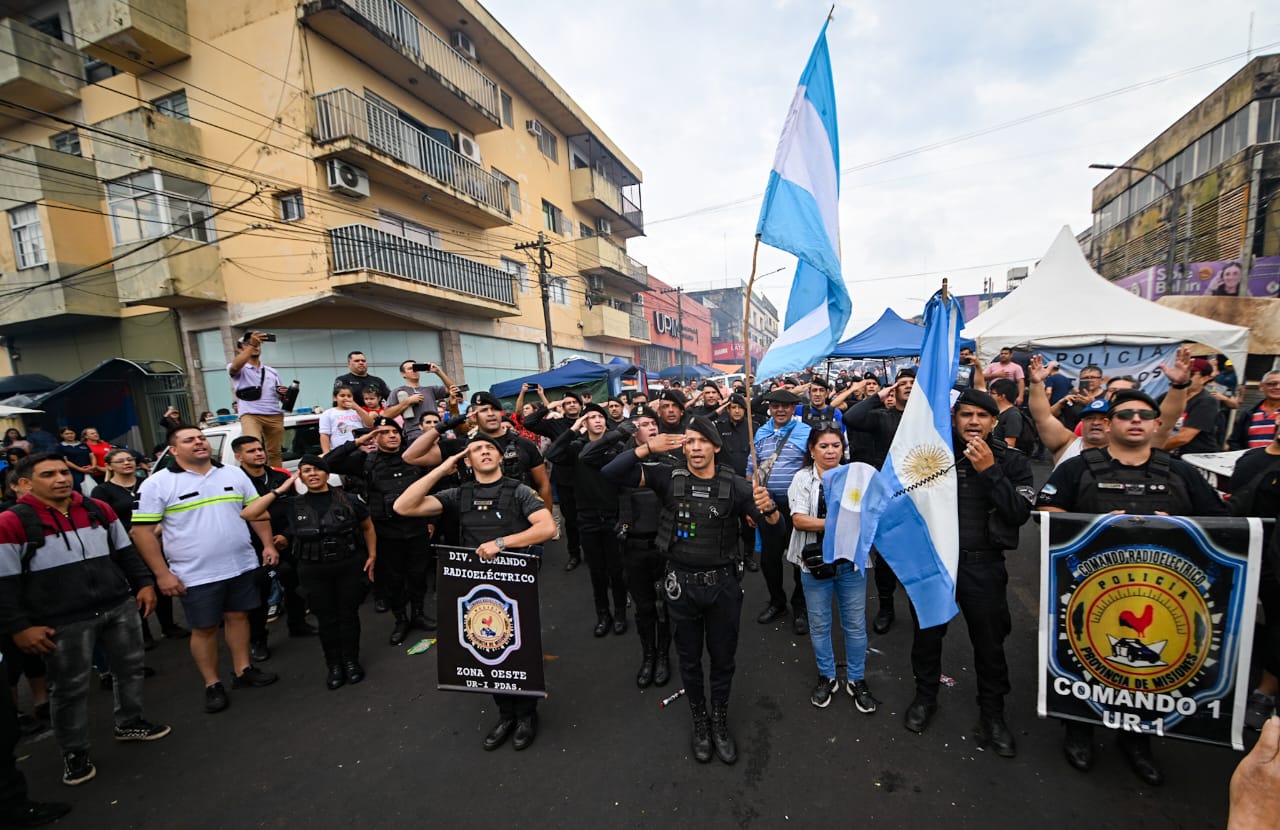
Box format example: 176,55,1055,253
660,286,685,383
516,232,555,369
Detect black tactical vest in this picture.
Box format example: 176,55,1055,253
457,478,531,547
955,438,1018,550
289,493,361,562
656,467,740,567
1075,448,1192,515
363,451,424,521
457,435,532,487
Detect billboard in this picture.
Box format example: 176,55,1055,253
1115,257,1280,300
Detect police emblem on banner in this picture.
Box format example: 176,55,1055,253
1038,514,1261,749
458,585,522,666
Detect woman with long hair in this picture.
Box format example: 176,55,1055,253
786,424,878,713
242,455,375,689
2,428,30,453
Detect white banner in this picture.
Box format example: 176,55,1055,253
1034,343,1175,397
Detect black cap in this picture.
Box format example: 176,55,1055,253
761,389,802,405
470,391,503,410
298,453,330,473
954,388,998,416
728,393,747,408
561,391,583,404
629,405,657,422
895,367,918,380
1109,388,1160,414
686,415,723,448
371,415,401,432
582,403,607,418
467,433,503,451
657,389,687,408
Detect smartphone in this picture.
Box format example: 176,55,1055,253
411,363,433,372
259,333,277,342
456,384,470,393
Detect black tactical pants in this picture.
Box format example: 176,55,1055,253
665,564,744,706
625,536,666,649
378,531,432,614
580,512,627,616
298,556,365,664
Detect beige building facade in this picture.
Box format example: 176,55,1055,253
0,0,649,419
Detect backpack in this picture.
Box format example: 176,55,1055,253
6,499,114,574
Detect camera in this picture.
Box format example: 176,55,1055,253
410,362,434,372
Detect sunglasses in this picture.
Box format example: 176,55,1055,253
1111,409,1159,421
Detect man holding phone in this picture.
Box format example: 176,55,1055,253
229,331,288,467
390,360,460,443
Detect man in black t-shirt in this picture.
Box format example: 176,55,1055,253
1164,358,1222,456
333,351,391,408
990,379,1025,449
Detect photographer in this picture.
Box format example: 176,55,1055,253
228,331,289,467
390,361,460,443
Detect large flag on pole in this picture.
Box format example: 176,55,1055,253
755,22,850,380
854,291,965,629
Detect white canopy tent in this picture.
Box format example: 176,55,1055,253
963,226,1250,370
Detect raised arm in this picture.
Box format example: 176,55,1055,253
1027,356,1075,455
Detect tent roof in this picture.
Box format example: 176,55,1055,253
962,226,1250,368
829,308,974,358
657,364,716,380
489,359,637,398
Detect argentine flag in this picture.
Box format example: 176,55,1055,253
755,22,851,380
854,291,965,629
822,462,877,567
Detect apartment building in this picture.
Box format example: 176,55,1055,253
0,0,649,422
687,282,778,370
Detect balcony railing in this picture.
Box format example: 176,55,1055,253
314,88,509,217
329,224,515,306
629,313,649,340
343,0,500,122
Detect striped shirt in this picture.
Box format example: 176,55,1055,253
133,464,260,588
747,418,812,497
1246,405,1278,449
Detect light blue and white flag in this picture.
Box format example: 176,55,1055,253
755,22,851,380
855,291,965,628
822,461,877,567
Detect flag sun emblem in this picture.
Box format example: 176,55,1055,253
900,444,952,489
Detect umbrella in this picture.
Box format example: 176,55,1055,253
0,404,44,416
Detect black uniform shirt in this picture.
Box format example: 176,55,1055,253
434,480,546,543
1037,452,1227,515
605,458,762,525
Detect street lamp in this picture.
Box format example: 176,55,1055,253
1089,163,1182,295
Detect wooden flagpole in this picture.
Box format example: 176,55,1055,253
743,236,762,480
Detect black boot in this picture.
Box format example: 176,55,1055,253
978,713,1017,758
690,702,713,763
344,660,366,685
635,648,656,688
593,611,612,638
409,603,437,632
872,601,895,635
653,624,672,687
326,663,346,690
710,701,737,765
389,612,411,646
612,608,628,636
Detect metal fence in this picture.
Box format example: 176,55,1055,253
345,0,500,121
329,224,516,306
314,88,510,216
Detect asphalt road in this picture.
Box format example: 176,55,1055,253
14,471,1247,829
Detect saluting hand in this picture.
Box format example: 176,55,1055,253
647,433,684,454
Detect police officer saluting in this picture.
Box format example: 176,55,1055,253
903,389,1034,759
324,417,433,646
1037,387,1227,785
394,435,556,752
603,416,778,765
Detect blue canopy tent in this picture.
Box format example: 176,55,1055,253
490,359,641,406
829,308,975,358
657,364,716,380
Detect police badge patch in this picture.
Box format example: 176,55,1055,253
458,585,522,666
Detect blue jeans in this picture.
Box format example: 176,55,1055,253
44,597,146,753
801,562,868,681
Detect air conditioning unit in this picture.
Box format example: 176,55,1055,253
326,159,369,198
454,132,482,164
450,31,476,60
587,275,605,292
525,119,543,137
595,217,612,235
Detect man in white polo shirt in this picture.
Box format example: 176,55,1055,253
129,425,281,713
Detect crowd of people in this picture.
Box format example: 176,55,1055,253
0,330,1275,826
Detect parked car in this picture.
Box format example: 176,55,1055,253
155,413,340,485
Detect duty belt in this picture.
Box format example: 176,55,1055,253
667,562,734,586
959,549,1003,564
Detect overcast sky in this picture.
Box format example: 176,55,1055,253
486,0,1276,335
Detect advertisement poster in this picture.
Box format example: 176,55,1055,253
436,546,546,698
1038,513,1261,749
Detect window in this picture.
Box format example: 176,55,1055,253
9,204,47,269
1259,99,1275,144
153,90,190,122
535,126,558,163
501,256,528,292
542,199,564,235
500,91,513,127
570,152,589,170
492,169,520,213
377,211,439,248
83,53,120,84
50,129,80,156
579,222,594,238
276,191,304,222
549,278,568,305
106,170,216,245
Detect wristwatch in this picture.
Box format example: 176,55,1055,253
494,537,506,551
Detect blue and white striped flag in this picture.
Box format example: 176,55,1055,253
755,22,851,380
854,291,965,628
822,461,877,567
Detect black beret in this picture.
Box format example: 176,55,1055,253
582,403,607,418
686,415,722,448
467,433,503,450
371,415,401,431
702,381,720,392
954,388,998,416
728,394,747,408
761,389,802,405
1109,388,1160,414
470,391,503,410
298,453,330,473
561,391,583,404
809,377,829,390
629,405,657,421
895,367,918,380
657,389,687,408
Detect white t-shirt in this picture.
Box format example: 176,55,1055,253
1055,436,1084,469
319,407,365,448
133,464,260,588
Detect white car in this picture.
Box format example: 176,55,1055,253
157,413,342,485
